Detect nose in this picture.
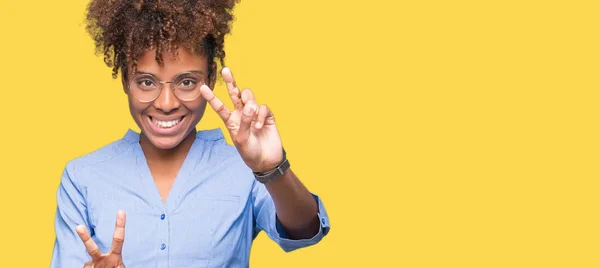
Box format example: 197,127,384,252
153,83,180,113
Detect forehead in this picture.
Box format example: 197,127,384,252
135,48,209,78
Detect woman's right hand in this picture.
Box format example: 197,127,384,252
76,210,127,268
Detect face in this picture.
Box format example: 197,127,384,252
125,48,215,150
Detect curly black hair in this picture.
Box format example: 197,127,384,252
85,0,240,81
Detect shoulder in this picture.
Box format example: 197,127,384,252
64,133,137,177
194,128,254,181
195,128,244,162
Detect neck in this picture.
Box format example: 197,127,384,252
139,129,197,163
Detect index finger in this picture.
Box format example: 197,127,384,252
76,225,102,261
201,84,231,122
110,210,126,255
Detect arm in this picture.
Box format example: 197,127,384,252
51,164,129,267
252,172,330,252
51,166,92,267
200,67,330,250
264,168,320,239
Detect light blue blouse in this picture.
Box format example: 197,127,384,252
51,129,330,267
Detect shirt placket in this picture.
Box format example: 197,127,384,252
157,209,170,267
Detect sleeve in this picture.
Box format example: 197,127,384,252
252,181,331,252
50,165,92,267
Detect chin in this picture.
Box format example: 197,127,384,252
140,123,193,150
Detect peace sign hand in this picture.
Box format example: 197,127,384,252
76,210,126,268
200,67,284,173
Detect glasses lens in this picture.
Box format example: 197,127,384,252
173,72,203,101
130,74,160,102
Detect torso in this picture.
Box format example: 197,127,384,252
70,129,260,267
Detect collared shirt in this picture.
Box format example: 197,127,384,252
51,129,330,267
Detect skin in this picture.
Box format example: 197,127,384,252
75,48,320,267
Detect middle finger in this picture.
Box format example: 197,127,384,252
221,67,243,110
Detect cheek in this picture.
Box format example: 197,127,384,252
128,98,150,120
183,101,208,126
186,100,208,117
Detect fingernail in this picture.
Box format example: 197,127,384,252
201,84,213,92
243,105,254,116
255,122,262,128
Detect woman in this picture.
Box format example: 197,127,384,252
50,0,330,267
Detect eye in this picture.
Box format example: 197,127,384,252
136,79,157,89
178,79,197,88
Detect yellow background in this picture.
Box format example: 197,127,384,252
0,0,599,267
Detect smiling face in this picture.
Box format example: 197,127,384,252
125,48,215,150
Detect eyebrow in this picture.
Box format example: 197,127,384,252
134,70,205,77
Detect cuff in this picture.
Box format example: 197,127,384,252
275,194,330,252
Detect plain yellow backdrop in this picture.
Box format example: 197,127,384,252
0,0,599,267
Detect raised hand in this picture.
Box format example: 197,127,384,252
200,67,284,173
76,210,127,268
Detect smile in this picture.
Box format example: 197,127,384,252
146,115,187,135
151,117,183,128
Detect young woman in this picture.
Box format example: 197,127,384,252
50,0,330,267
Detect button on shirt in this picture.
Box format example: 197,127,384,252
51,129,330,267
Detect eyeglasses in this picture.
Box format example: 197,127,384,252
127,71,205,103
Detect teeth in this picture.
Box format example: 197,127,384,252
152,118,181,128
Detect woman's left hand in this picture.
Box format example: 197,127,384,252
200,67,283,173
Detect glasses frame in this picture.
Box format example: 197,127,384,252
127,71,205,103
